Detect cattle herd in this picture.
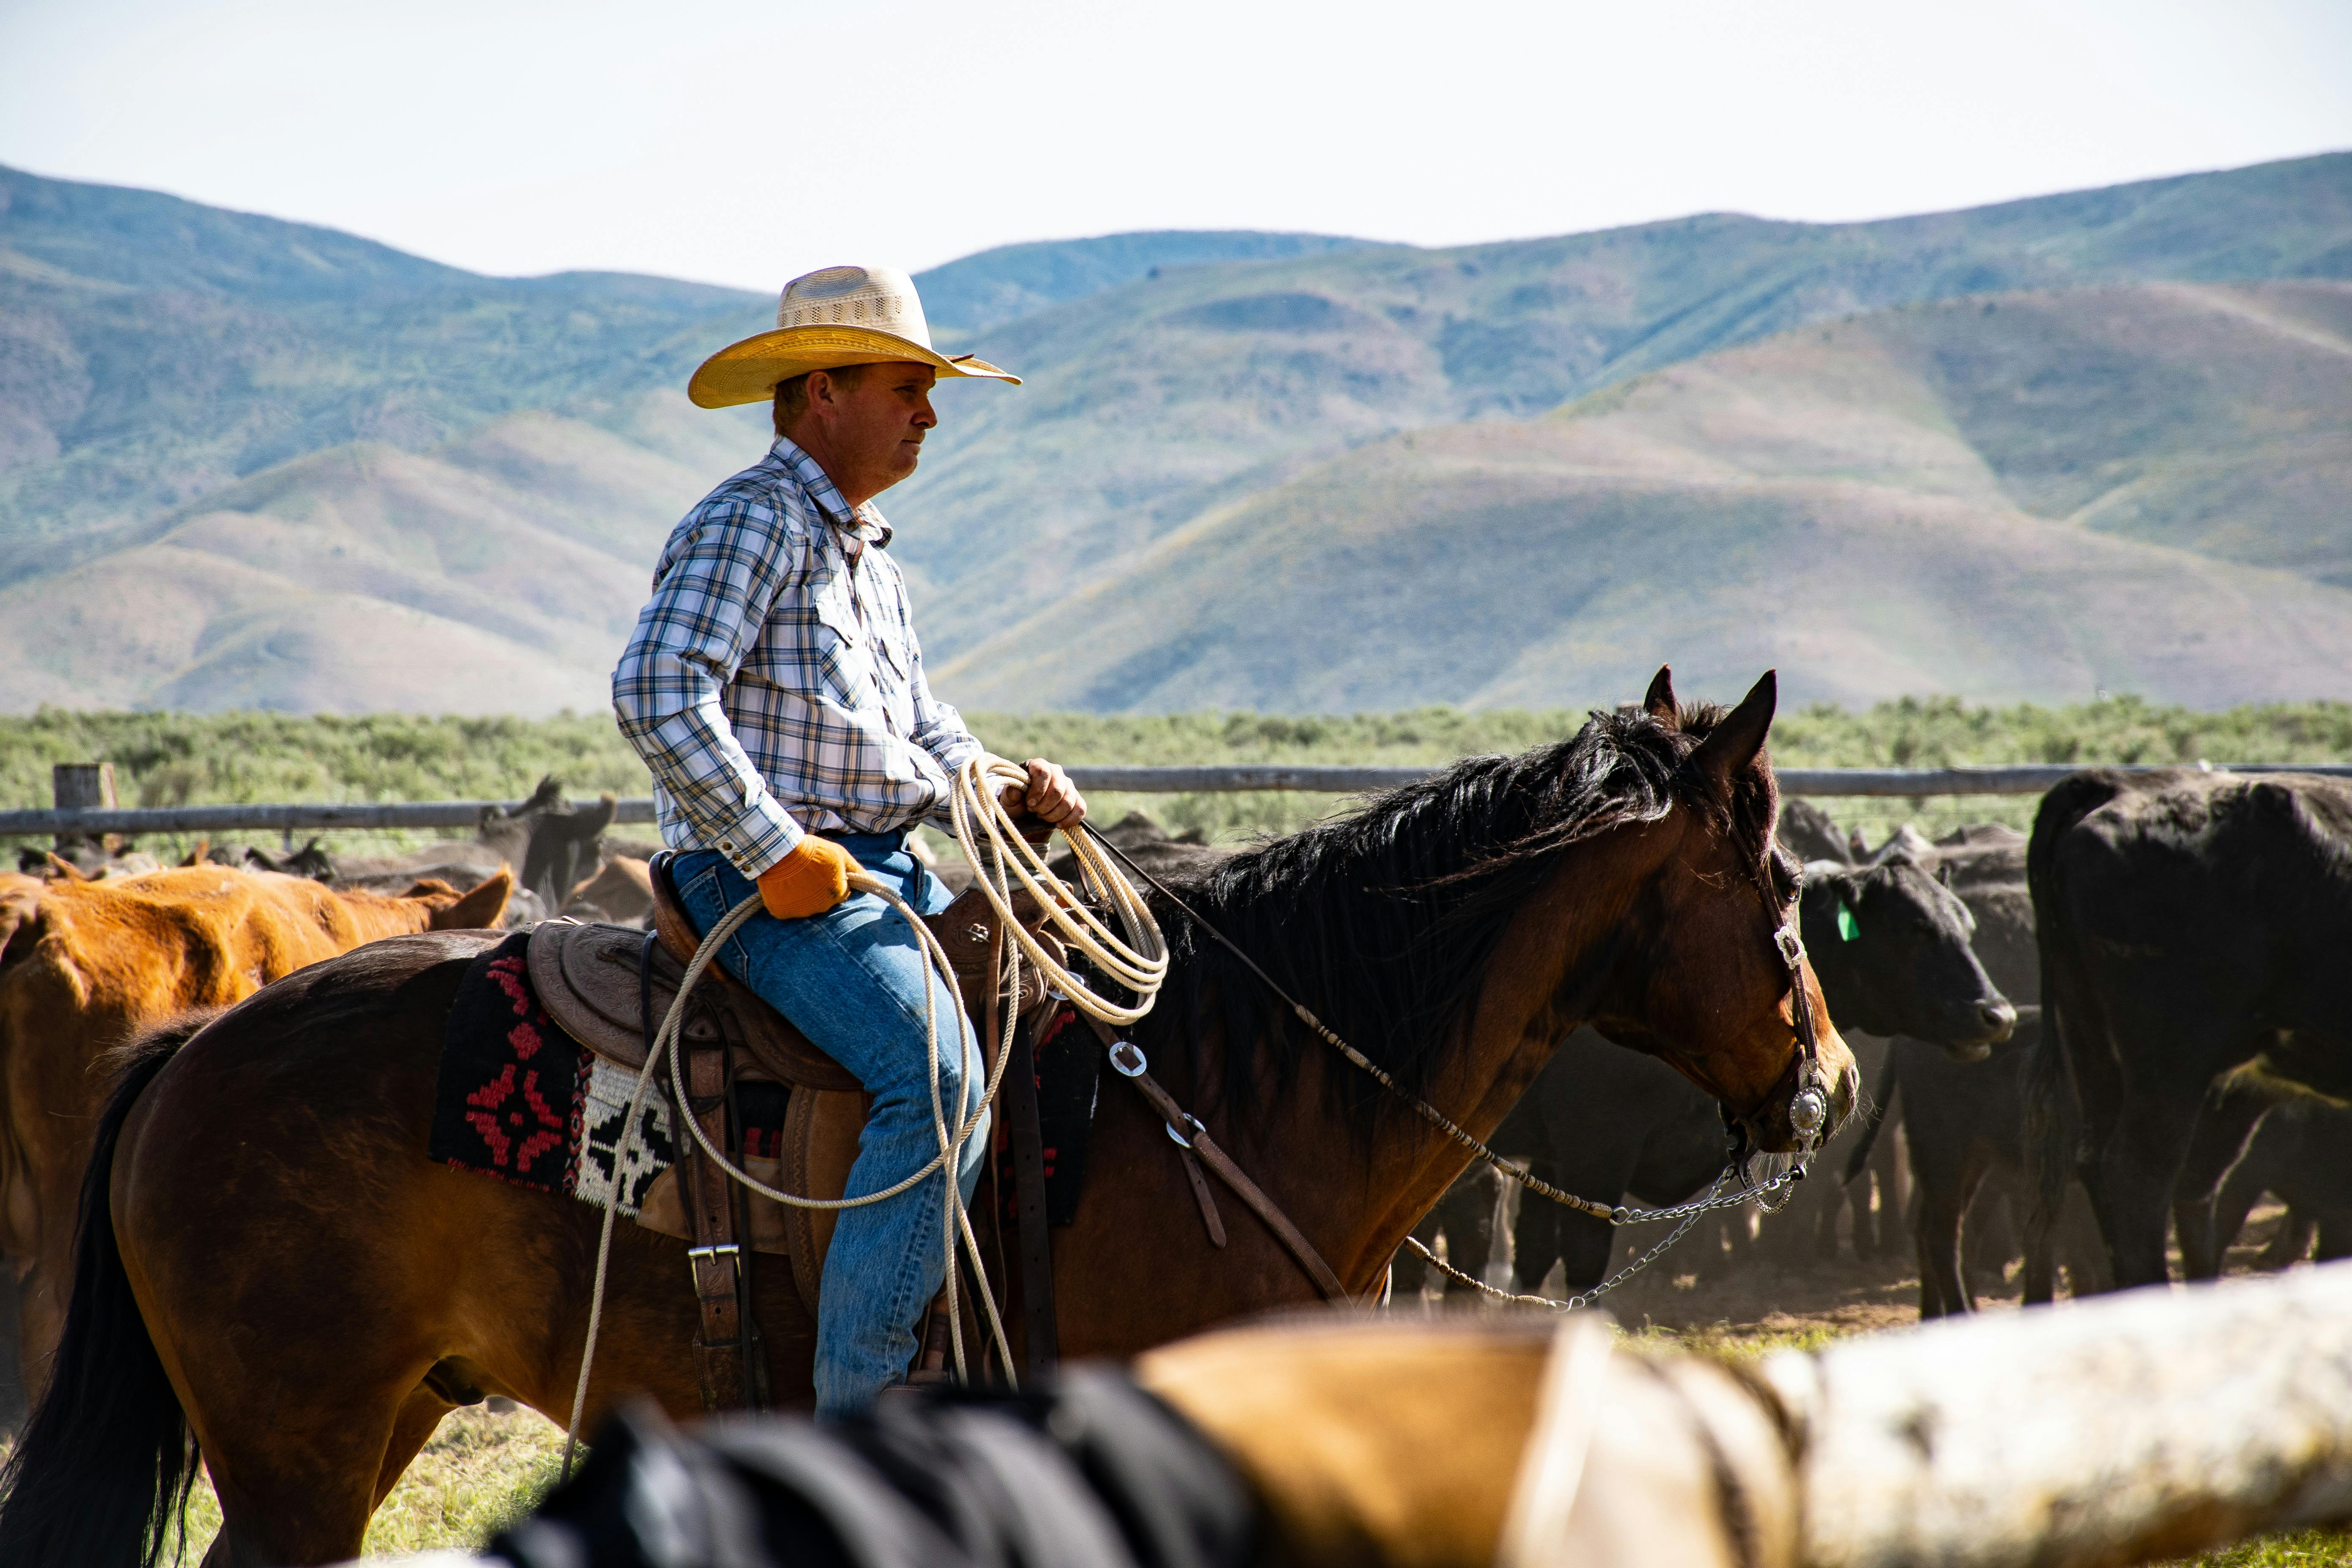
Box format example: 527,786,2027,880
8,764,2348,1365
1394,773,2352,1326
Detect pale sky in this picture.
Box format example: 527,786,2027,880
3,0,2347,291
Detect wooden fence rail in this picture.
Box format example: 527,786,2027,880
4,761,2351,839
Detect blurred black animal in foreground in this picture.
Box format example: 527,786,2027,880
490,1368,1249,1568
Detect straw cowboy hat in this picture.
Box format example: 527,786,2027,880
687,263,1020,409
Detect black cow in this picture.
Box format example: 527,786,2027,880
1803,857,2019,1057
1868,1014,2112,1314
2026,769,2352,1293
2171,1071,2352,1279
2167,1069,2288,1281
1500,1032,1729,1294
1778,800,1853,866
1861,827,2036,1311
243,836,338,880
2206,1098,2352,1270
1743,845,2025,1272
1390,1162,1506,1299
1503,853,2014,1294
1844,822,2129,1315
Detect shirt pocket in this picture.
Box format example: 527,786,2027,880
870,622,910,686
869,625,916,731
810,582,875,709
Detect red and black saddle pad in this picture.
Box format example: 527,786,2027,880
430,930,588,1193
430,928,784,1214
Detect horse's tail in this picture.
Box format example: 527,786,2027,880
0,1012,210,1568
1841,1050,1896,1186
2022,772,2122,1248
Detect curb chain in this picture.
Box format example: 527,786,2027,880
1397,1154,1810,1315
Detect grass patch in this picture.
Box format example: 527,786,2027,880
362,1407,567,1554
2171,1534,2352,1566
166,1405,566,1560
1624,1320,1846,1359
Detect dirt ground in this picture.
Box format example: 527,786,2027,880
1404,1188,2308,1349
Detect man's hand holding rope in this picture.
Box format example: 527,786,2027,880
999,757,1087,834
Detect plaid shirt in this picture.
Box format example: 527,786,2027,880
612,438,985,878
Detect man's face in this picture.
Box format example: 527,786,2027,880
812,362,937,501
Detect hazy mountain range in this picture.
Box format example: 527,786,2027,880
939,280,2352,711
0,153,2346,714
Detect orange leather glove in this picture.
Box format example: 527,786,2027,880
755,836,856,920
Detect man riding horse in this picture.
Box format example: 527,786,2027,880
612,264,1086,1419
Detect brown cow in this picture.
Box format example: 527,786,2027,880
564,854,653,925
0,864,510,1415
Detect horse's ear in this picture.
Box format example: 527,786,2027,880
1643,666,1677,721
1689,670,1777,789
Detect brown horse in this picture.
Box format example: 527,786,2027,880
0,865,512,1414
0,669,1855,1567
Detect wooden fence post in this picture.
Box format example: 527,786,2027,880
51,763,117,812
52,762,119,857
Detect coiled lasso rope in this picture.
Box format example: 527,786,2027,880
562,756,1167,1474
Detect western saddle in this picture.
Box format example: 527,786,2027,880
526,849,1059,1410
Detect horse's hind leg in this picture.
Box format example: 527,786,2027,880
375,1386,460,1511
109,967,488,1564
121,1203,441,1563
165,1323,454,1565
195,1378,427,1567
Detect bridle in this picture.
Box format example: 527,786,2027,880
1773,912,1831,1149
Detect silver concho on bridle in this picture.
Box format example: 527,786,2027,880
1775,919,1829,1147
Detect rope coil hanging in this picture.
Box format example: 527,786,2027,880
947,756,1168,1024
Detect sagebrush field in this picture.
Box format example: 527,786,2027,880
7,696,2351,857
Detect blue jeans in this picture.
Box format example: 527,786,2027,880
671,837,987,1419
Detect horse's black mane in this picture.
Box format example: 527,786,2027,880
1131,702,1778,1133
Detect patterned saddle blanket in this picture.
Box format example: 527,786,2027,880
430,929,694,1216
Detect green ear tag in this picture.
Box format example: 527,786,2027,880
1837,901,1861,942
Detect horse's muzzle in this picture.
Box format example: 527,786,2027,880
1745,1024,1858,1154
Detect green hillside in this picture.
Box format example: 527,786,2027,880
916,231,1369,347
890,153,2352,656
935,280,2352,710
0,166,766,558
2,154,2348,714
0,167,1373,566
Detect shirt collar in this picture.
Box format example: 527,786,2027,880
768,437,893,548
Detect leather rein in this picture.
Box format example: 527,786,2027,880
1074,828,1831,1307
